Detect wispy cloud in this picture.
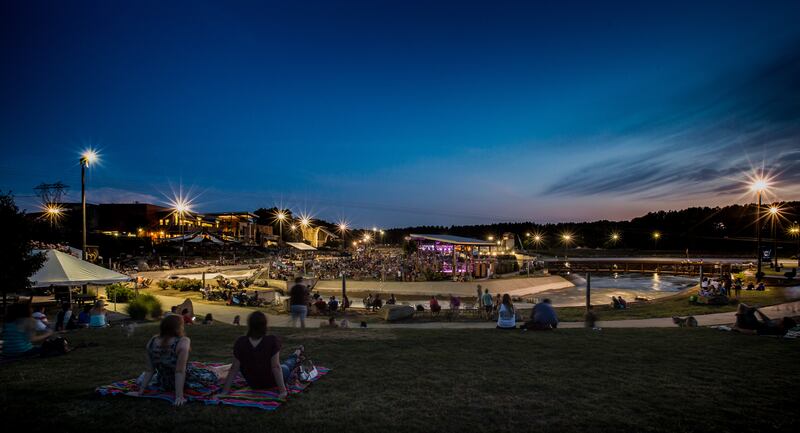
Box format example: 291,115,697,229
547,47,800,201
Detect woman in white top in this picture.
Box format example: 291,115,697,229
31,306,49,332
496,294,516,329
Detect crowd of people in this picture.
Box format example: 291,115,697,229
266,249,479,282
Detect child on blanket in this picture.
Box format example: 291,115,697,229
129,314,230,406
217,311,305,400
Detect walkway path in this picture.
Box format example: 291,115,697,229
110,294,800,330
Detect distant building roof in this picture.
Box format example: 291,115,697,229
408,234,496,246
286,242,317,251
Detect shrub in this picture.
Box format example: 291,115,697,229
157,280,171,289
125,293,163,320
172,279,202,292
105,283,135,303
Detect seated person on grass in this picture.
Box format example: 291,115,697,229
181,309,194,325
496,294,516,330
31,305,50,331
1,303,54,357
89,300,108,328
218,312,305,400
320,316,339,328
77,305,92,328
314,298,328,315
372,294,383,311
733,303,796,336
430,296,441,315
521,298,559,330
130,314,228,406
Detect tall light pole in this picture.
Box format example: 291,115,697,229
274,210,286,243
561,233,572,261
173,199,191,266
769,205,779,269
652,231,661,249
338,221,349,252
791,222,799,268
79,149,97,260
751,179,768,282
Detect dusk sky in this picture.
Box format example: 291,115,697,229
2,0,799,227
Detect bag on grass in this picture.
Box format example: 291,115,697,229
41,337,71,357
298,360,319,383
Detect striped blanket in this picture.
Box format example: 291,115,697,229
96,361,331,410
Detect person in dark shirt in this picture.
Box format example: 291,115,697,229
521,298,559,330
289,277,308,328
328,296,339,312
734,303,796,336
218,312,305,399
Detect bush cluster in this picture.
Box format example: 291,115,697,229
156,278,203,291
125,294,163,320
105,283,135,303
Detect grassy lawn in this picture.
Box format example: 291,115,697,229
142,285,797,324
2,324,798,432
555,288,793,322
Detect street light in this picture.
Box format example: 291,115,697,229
751,178,769,281
273,210,287,242
561,233,573,260
41,203,64,226
337,220,349,251
171,197,192,266
652,231,661,249
610,232,621,245
79,149,98,260
769,205,781,269
790,222,799,268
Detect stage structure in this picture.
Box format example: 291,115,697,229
407,234,499,279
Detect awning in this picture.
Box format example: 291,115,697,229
408,234,496,246
29,249,132,287
286,242,317,251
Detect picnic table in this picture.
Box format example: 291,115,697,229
55,293,97,306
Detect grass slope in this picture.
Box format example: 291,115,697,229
2,324,799,433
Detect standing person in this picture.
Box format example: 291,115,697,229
476,285,483,308
1,303,53,357
482,288,494,320
289,277,308,328
217,312,304,400
130,315,225,406
496,294,516,329
734,279,742,299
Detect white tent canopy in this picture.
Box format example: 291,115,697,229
29,249,132,287
286,242,317,251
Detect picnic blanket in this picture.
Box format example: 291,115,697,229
96,361,331,410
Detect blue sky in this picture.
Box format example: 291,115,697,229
2,0,799,227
